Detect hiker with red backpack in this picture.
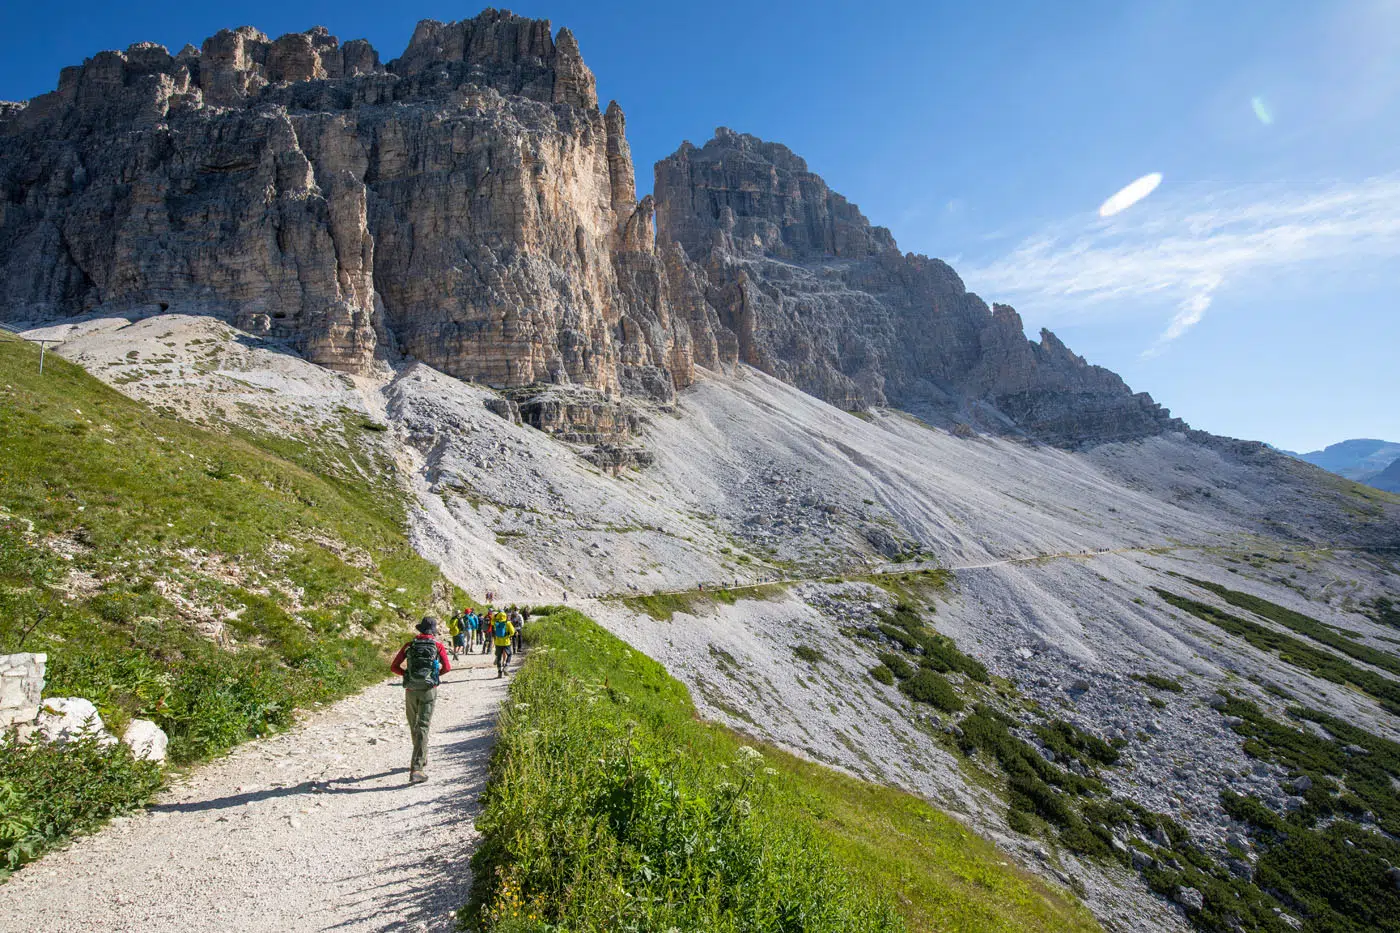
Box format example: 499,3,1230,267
389,617,452,784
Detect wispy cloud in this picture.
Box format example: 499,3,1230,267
961,174,1400,355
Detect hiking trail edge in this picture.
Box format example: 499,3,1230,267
0,651,510,933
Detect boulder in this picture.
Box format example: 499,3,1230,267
28,697,116,747
1174,886,1205,913
122,719,169,763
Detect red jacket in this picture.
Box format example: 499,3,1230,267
390,635,452,678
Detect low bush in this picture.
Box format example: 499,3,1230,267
1132,673,1184,693
957,706,1108,855
878,651,915,680
1364,595,1400,631
0,732,162,876
1032,720,1120,768
1184,577,1400,678
794,643,826,664
870,664,896,685
899,669,964,711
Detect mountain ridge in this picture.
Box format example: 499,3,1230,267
1,10,1178,448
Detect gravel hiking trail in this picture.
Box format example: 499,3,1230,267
0,650,510,932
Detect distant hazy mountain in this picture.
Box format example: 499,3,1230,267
1294,438,1400,485
1370,457,1400,494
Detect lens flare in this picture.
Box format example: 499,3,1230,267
1098,173,1162,218
1251,96,1274,125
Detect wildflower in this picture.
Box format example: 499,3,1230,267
763,767,777,776
737,745,764,763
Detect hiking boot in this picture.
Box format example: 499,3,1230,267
409,770,428,784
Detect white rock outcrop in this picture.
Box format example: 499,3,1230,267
27,697,117,747
0,652,47,726
122,719,169,762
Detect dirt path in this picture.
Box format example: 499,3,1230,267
0,649,510,933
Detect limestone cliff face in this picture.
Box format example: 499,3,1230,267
0,12,1178,445
653,129,1182,445
0,11,688,396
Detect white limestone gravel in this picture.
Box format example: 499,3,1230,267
0,650,509,933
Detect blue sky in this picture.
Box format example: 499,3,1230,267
2,1,1396,452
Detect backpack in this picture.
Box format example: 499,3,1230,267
494,619,508,639
403,638,441,688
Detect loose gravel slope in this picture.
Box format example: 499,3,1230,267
0,651,508,933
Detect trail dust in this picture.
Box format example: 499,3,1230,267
0,650,510,932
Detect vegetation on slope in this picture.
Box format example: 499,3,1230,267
466,606,1099,933
1213,696,1400,933
1153,589,1400,713
618,583,788,621
0,335,453,870
1182,577,1400,678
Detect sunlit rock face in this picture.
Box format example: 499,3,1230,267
653,129,1183,445
0,11,1178,444
0,12,692,394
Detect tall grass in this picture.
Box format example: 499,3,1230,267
465,607,1099,933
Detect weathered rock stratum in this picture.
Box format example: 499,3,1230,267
654,129,1183,443
0,11,697,403
0,9,1180,445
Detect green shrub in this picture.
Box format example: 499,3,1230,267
899,669,964,712
1132,673,1184,693
878,651,915,680
0,733,163,876
1032,721,1120,767
917,632,990,682
878,623,921,652
870,664,896,686
794,643,826,664
1364,596,1400,631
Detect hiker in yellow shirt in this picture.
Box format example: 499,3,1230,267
491,611,515,678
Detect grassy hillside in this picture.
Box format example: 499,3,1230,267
0,334,453,871
465,605,1099,933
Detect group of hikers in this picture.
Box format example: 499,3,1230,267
444,604,525,666
388,600,525,784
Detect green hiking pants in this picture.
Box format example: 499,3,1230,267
404,686,436,773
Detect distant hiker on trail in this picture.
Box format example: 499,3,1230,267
509,606,524,654
447,614,464,660
480,608,494,654
465,609,480,649
390,617,451,784
492,611,515,678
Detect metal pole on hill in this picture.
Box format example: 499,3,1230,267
0,322,58,374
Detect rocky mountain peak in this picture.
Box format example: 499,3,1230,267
390,10,597,110
0,12,1182,448
652,127,1183,444
656,127,897,263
